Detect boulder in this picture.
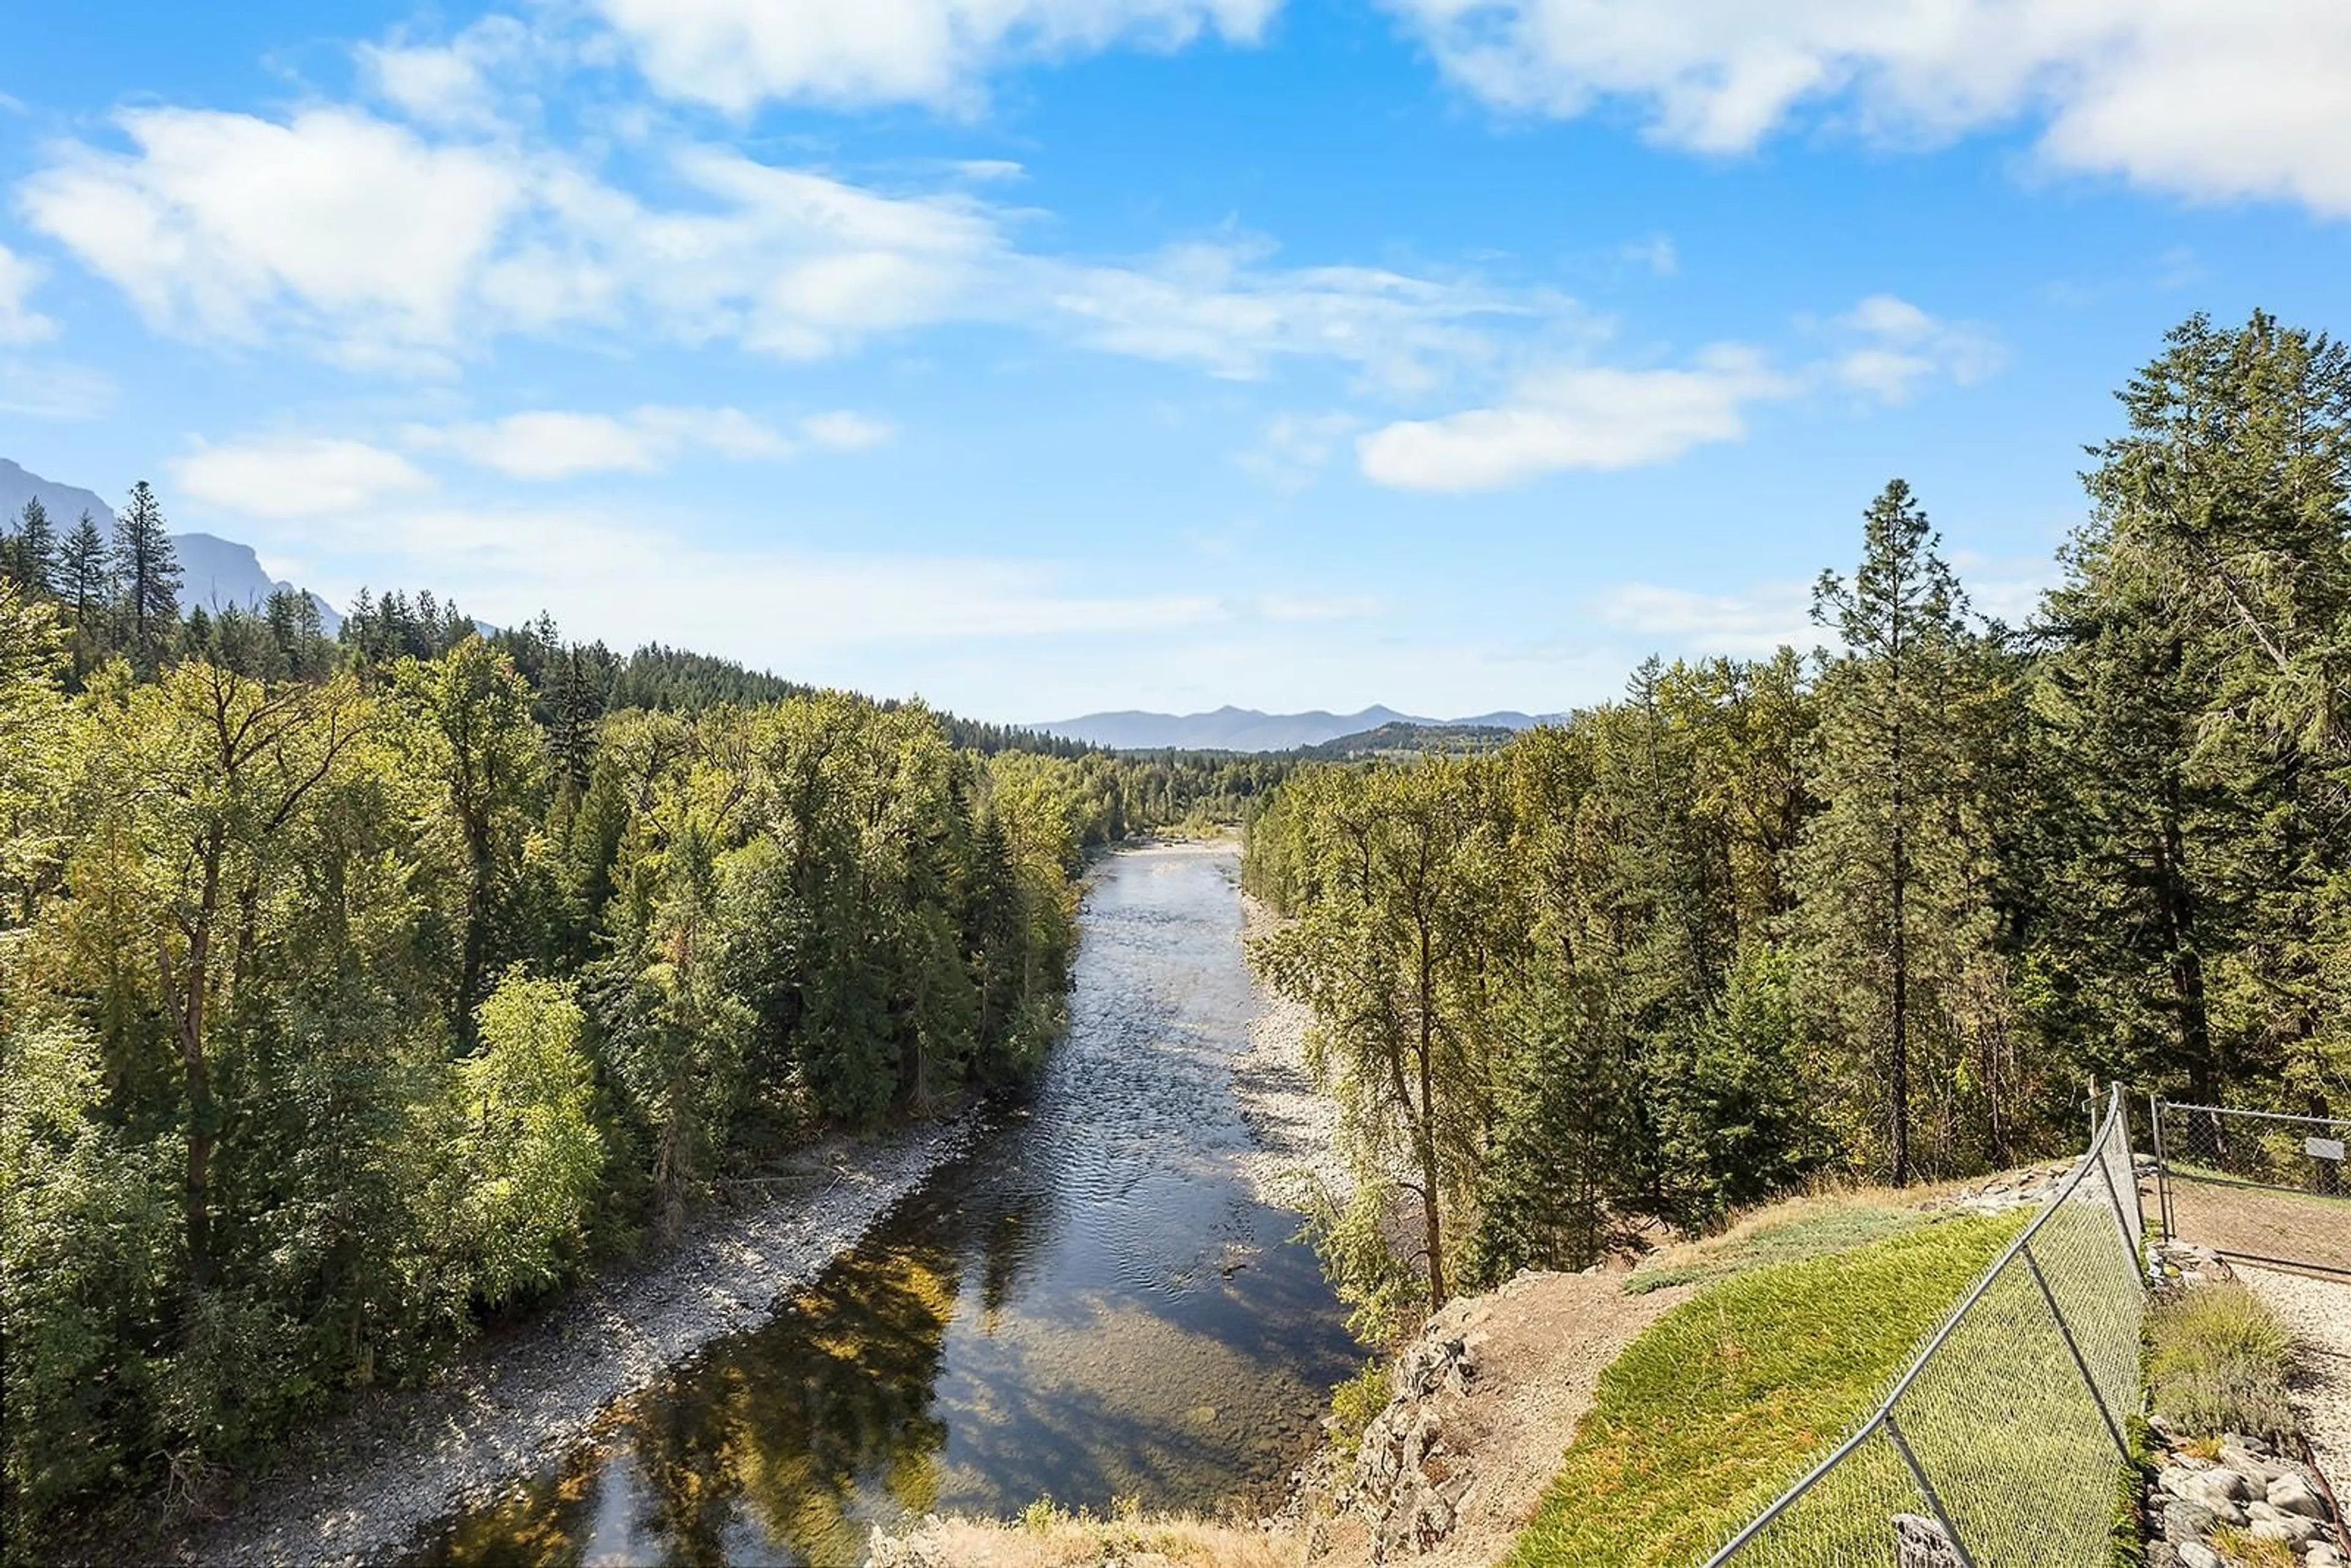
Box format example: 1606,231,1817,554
2161,1499,2218,1544
2242,1500,2320,1544
1891,1513,1963,1568
2265,1471,2326,1520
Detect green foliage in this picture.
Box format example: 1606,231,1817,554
1249,309,2351,1326
0,624,1119,1543
1506,1214,2023,1568
1324,1358,1393,1469
457,973,604,1306
2144,1283,2297,1444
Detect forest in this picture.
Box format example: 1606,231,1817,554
1243,312,2351,1338
0,490,1284,1544
3,307,2344,1545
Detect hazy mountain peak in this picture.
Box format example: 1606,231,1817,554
3,459,342,633
1032,704,1565,752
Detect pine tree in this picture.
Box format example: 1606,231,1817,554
2039,312,2351,1111
1790,480,2001,1184
110,481,181,668
58,512,110,678
6,498,57,596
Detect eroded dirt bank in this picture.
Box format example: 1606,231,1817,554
158,1115,981,1568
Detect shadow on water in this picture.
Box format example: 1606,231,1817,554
411,843,1359,1568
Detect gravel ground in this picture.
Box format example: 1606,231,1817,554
2237,1264,2351,1494
157,1113,983,1568
1232,890,1344,1213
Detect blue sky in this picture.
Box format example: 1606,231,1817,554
0,0,2344,722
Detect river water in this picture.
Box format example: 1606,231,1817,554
412,839,1358,1567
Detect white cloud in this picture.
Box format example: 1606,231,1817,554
1828,292,2004,403
171,436,437,518
1621,233,1678,276
410,405,798,479
1359,294,2000,491
20,108,523,369
20,105,1545,385
1042,240,1535,389
0,359,113,419
594,0,1279,113
283,502,1228,651
1236,411,1359,490
800,410,897,450
1359,343,1795,492
359,18,536,130
1386,0,2351,215
0,243,58,344
1590,580,1815,658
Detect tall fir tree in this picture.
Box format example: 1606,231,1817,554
1790,480,2004,1184
2038,312,2351,1112
57,511,110,679
110,479,181,669
6,498,57,596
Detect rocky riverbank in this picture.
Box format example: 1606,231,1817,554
155,1113,983,1568
1232,889,1344,1212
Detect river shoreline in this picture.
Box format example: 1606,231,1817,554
154,1114,983,1568
1232,888,1345,1214
138,838,1344,1568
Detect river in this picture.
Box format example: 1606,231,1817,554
410,838,1358,1567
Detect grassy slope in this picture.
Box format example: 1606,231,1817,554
1508,1209,2028,1568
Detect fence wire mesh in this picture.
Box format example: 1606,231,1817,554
2153,1100,2351,1276
1703,1087,2145,1568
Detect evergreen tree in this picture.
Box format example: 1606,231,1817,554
1789,481,1999,1184
57,512,110,678
2038,312,2351,1111
6,498,57,596
110,480,181,668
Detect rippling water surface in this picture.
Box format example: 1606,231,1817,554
413,840,1357,1567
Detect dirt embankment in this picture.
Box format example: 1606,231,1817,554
158,1114,982,1568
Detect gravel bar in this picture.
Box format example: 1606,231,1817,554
159,1112,984,1568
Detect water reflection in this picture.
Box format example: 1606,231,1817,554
415,843,1357,1568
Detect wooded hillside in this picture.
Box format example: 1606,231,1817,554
1245,311,2351,1337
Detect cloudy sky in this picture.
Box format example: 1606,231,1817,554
1,0,2345,722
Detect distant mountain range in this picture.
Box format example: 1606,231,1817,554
1033,704,1564,752
1,459,342,632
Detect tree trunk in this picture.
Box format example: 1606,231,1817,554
1415,913,1447,1310
2154,773,2214,1100
167,834,224,1299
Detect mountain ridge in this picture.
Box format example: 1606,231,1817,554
2,459,342,632
1034,703,1565,752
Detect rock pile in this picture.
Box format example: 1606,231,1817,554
1339,1314,1485,1560
2150,1239,2236,1289
2147,1426,2345,1567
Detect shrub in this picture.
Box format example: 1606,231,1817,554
2145,1284,2295,1443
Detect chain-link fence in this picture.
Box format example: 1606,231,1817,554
2151,1099,2351,1276
1701,1087,2147,1568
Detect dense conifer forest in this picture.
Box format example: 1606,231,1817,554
1244,312,2351,1337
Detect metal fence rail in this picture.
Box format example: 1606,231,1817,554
1701,1086,2145,1568
2152,1098,2350,1277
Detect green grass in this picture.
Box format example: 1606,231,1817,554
1507,1211,2028,1568
1625,1203,1935,1294
2145,1283,2297,1444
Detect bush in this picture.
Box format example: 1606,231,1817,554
1327,1357,1392,1468
2145,1284,2296,1443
